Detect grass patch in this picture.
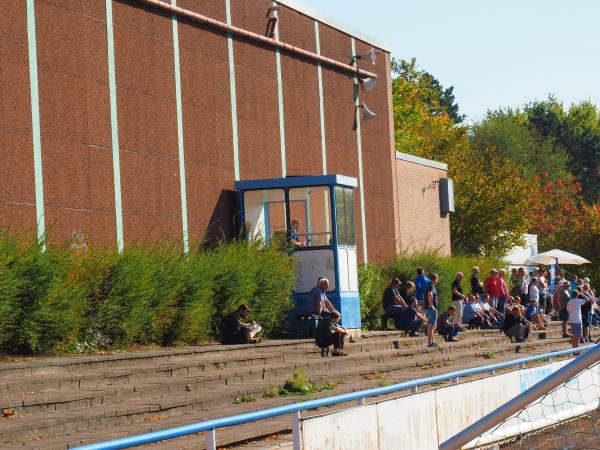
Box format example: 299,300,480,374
375,372,390,387
420,363,432,370
266,370,344,397
234,393,257,403
483,351,496,359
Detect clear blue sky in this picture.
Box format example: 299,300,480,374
298,0,600,122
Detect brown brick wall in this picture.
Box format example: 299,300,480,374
0,0,450,263
395,157,451,255
1,1,39,234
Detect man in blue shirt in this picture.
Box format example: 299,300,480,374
397,297,424,336
414,267,430,307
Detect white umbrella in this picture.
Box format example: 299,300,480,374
524,249,591,266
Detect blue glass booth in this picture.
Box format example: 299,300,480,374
235,175,361,330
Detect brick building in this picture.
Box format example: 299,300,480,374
0,0,451,263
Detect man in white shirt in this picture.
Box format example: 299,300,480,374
529,278,539,306
566,289,591,348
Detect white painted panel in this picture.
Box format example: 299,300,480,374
377,391,438,450
466,359,600,448
435,372,522,445
347,247,358,292
301,405,379,450
337,248,350,292
294,249,336,293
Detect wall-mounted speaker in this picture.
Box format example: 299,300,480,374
439,178,455,214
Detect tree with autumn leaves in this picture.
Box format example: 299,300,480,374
392,59,599,275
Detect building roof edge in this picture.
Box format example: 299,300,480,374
395,152,448,171
276,0,392,52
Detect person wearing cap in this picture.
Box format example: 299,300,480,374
220,304,262,344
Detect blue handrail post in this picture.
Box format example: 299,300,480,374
292,410,301,450
206,428,216,450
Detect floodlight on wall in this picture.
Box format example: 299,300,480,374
265,5,281,38
352,48,381,65
360,77,377,93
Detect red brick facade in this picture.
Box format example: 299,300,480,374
395,153,451,255
0,0,450,264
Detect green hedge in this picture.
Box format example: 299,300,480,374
359,249,506,330
0,231,296,355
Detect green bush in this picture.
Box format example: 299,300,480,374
359,248,506,330
0,230,296,355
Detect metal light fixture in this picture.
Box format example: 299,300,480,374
353,48,381,65
354,102,377,129
359,102,376,121
265,5,281,38
360,77,377,93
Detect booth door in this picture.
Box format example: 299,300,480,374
335,186,360,328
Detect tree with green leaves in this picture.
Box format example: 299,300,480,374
526,98,600,204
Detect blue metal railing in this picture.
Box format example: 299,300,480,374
74,345,595,450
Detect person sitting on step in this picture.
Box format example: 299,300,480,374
396,297,425,337
310,277,338,318
503,306,530,343
462,295,490,329
524,298,546,330
220,304,262,345
436,305,460,342
314,310,348,357
382,278,408,329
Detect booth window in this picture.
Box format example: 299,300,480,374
335,186,356,246
243,189,287,245
288,186,332,247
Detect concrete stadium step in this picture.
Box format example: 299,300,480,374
0,324,564,398
0,330,560,416
0,330,476,395
4,341,575,450
0,321,564,381
0,328,565,418
0,335,571,445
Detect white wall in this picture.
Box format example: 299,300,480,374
300,359,600,450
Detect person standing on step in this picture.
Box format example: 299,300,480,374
528,277,540,309
517,267,529,306
497,269,510,314
537,268,550,314
558,280,572,338
484,269,502,310
424,273,440,349
471,266,485,303
437,305,460,342
414,267,430,308
567,289,591,349
451,272,466,327
581,283,596,342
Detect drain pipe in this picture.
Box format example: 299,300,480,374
130,0,378,79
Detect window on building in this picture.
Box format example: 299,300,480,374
288,186,332,247
335,186,356,246
243,189,287,245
